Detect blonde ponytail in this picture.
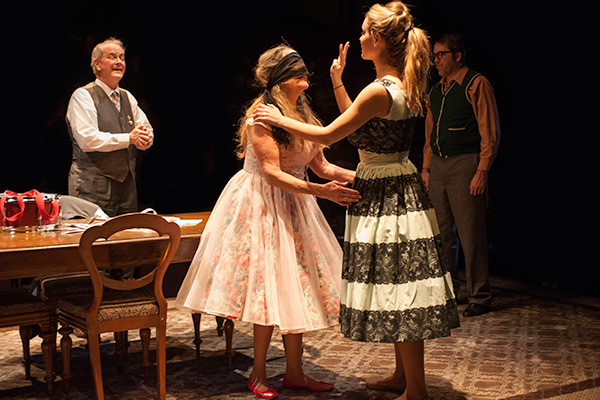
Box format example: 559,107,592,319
402,26,431,115
366,1,431,115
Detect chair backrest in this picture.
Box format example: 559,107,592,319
78,213,181,316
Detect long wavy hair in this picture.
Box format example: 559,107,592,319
235,44,322,159
365,1,431,115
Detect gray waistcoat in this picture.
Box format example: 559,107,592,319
67,84,137,182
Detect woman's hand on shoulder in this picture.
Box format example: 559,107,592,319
253,104,283,128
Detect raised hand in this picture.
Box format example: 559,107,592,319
330,42,349,86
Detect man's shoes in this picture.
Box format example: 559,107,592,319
454,296,468,305
463,303,489,317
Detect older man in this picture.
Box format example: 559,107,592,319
66,37,153,216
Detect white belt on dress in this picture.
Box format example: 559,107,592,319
358,150,409,165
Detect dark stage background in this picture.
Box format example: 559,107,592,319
3,2,589,294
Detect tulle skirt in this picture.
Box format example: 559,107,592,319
175,167,342,334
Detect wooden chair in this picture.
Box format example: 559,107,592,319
35,197,128,373
0,288,56,395
55,213,181,400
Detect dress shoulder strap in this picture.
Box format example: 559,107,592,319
374,78,410,120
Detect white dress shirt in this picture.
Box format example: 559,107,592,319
66,78,153,152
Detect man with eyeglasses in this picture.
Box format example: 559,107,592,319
421,33,501,317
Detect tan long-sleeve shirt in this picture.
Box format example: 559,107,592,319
423,66,501,172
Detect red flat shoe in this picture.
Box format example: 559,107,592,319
247,378,278,399
282,375,334,392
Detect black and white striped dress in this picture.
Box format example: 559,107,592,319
339,78,460,343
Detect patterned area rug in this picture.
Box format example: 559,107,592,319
1,276,599,400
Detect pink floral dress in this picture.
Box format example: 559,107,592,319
175,122,342,334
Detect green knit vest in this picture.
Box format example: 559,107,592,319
428,69,481,158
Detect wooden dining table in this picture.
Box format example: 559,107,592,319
0,211,210,281
0,211,211,395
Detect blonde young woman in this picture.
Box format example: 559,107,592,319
175,44,360,399
254,3,460,399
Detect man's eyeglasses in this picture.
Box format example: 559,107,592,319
432,50,454,61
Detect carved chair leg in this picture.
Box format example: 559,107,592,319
192,314,235,368
215,316,225,336
18,326,32,379
114,331,128,373
192,313,202,359
87,330,105,400
39,320,56,395
156,321,167,400
140,328,151,380
51,329,58,377
224,319,234,369
58,324,73,392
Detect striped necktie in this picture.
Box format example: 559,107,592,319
111,91,120,110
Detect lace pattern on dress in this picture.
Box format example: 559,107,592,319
339,300,460,343
347,79,416,154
